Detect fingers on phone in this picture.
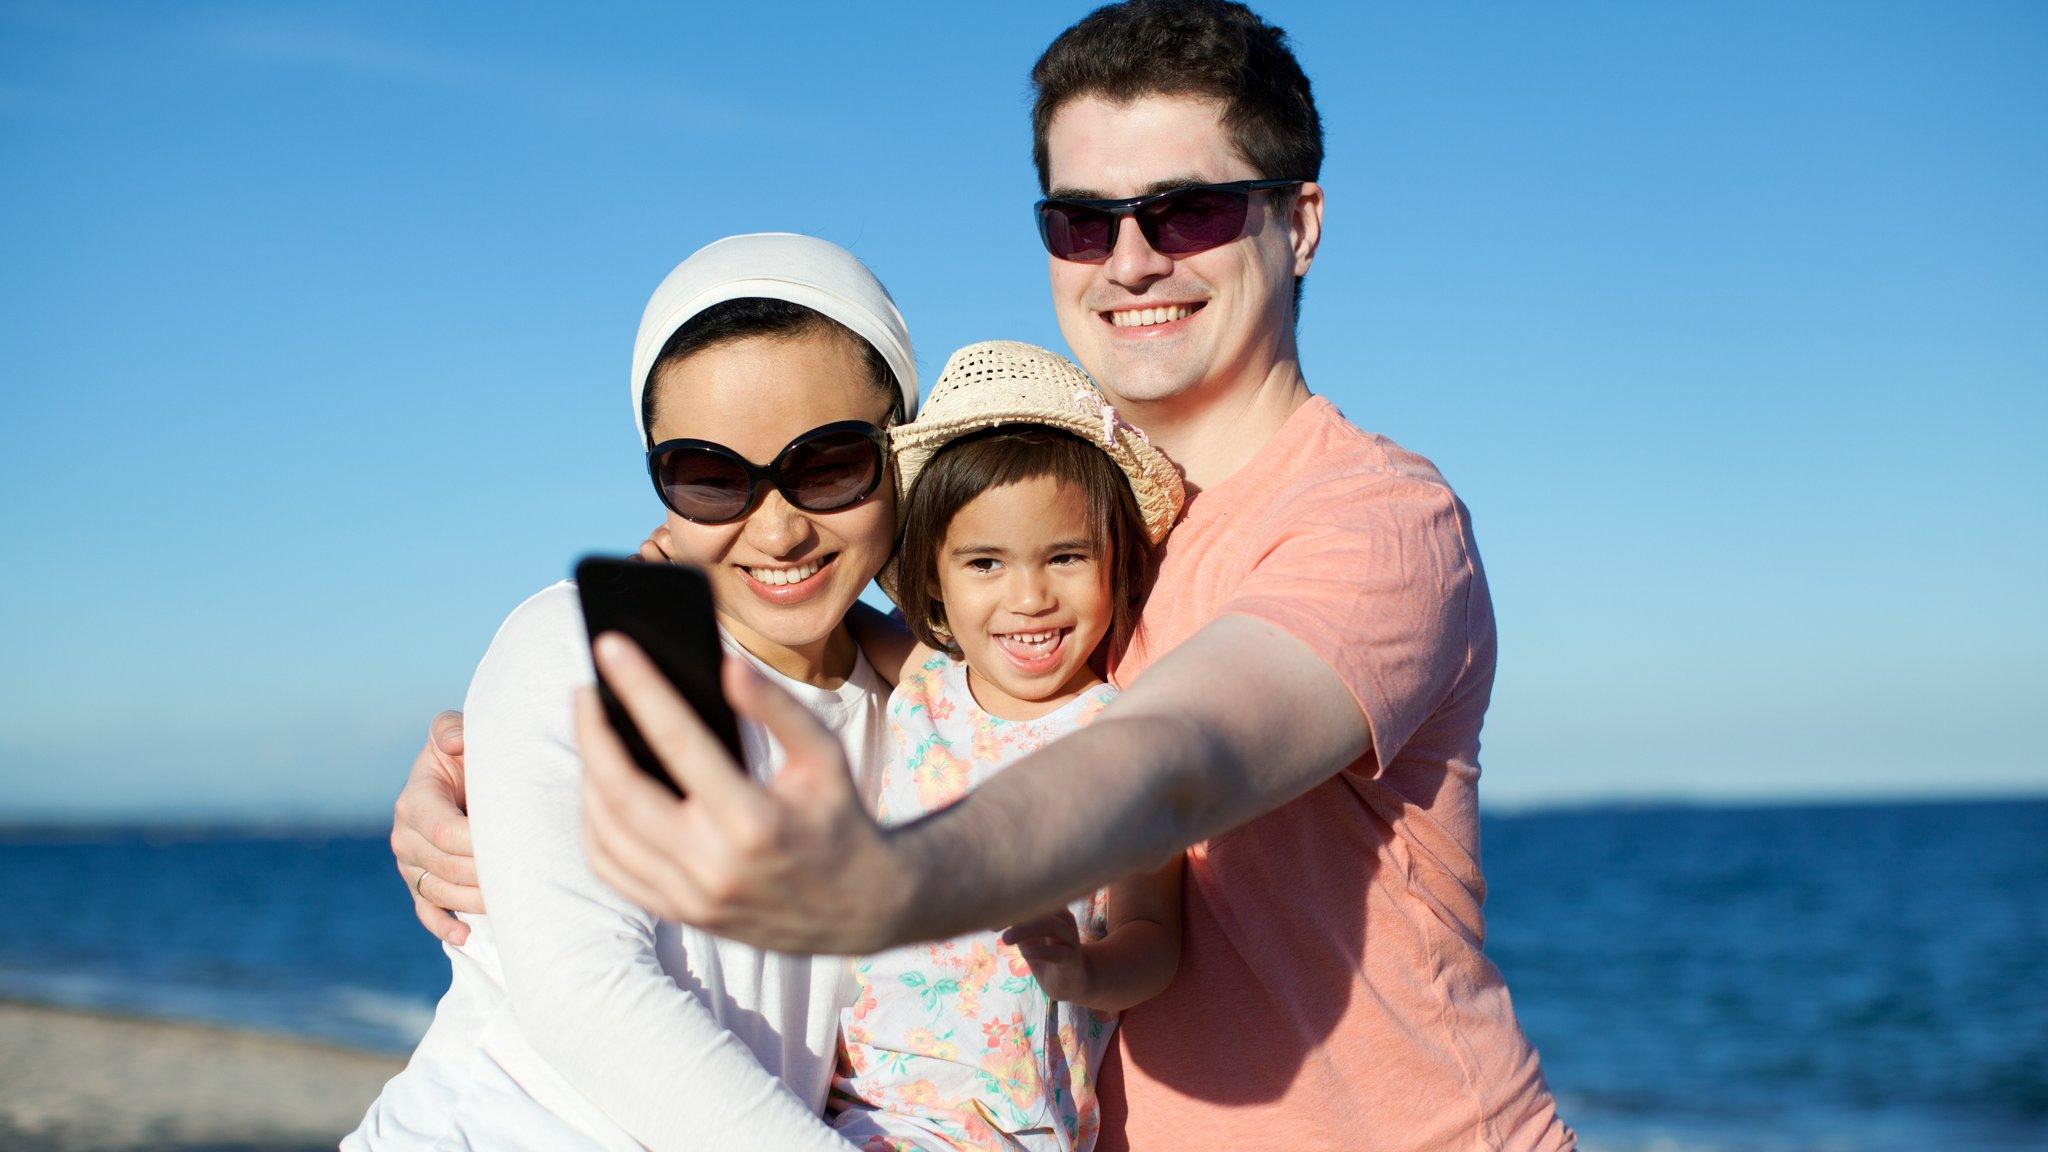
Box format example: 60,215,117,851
577,684,687,810
593,635,751,807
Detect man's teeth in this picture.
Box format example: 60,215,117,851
1109,304,1196,328
745,559,824,586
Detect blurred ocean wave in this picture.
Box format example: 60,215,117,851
2,799,2043,1147
0,828,446,1053
1485,798,2048,1150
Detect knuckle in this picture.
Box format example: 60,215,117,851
700,868,742,908
426,818,458,853
727,820,772,857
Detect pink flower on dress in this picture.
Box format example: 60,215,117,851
959,1103,1006,1148
903,1026,957,1061
895,1078,942,1109
1006,726,1053,757
971,711,1004,762
979,1012,1021,1051
901,657,957,722
850,973,879,1022
956,941,996,1018
911,739,971,810
978,1012,1042,1111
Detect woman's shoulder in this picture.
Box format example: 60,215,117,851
492,579,583,633
470,581,595,701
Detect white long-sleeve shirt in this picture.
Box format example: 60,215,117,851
346,581,883,1151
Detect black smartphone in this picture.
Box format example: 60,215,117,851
574,556,745,797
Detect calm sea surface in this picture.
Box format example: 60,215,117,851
2,799,2043,1150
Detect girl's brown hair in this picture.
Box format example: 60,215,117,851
896,424,1153,660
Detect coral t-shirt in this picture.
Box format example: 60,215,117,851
1098,397,1574,1152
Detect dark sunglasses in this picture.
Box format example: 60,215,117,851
646,420,890,525
1034,178,1303,263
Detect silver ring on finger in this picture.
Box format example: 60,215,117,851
415,868,433,899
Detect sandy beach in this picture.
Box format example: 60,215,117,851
0,1000,404,1152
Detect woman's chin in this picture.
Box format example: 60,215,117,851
714,571,871,669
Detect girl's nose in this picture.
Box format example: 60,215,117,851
1007,569,1054,614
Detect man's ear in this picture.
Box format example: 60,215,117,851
1288,181,1325,279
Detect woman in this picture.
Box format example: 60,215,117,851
348,234,915,1150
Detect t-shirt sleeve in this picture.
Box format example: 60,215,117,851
1219,472,1483,777
463,582,852,1151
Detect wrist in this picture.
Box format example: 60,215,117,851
865,824,927,951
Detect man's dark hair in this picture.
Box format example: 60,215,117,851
1030,1,1323,313
1030,0,1322,193
896,425,1154,661
643,297,900,439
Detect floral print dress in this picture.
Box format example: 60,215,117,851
828,652,1119,1152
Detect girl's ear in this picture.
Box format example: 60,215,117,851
923,582,953,644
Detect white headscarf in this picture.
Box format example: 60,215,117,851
630,233,918,442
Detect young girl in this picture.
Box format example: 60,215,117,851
829,340,1187,1152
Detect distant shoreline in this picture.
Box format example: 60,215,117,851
0,999,401,1152
4,789,2043,837
0,994,395,1058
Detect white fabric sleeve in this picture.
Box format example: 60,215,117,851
463,584,851,1152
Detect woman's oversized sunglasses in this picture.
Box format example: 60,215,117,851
1034,178,1303,264
646,420,890,526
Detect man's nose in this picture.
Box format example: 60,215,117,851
1105,213,1175,289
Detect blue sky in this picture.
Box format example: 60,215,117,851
2,0,2043,820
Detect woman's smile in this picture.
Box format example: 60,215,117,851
736,552,839,602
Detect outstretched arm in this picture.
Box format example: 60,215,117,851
896,615,1364,941
579,613,1366,954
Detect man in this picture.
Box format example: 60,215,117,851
396,3,1574,1148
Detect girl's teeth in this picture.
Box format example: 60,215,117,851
1003,630,1061,648
747,560,822,586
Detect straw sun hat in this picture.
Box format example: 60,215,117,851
878,339,1185,605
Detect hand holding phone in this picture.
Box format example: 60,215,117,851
575,556,744,797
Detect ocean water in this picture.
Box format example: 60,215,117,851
2,799,2043,1149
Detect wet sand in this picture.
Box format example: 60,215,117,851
0,1000,404,1152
